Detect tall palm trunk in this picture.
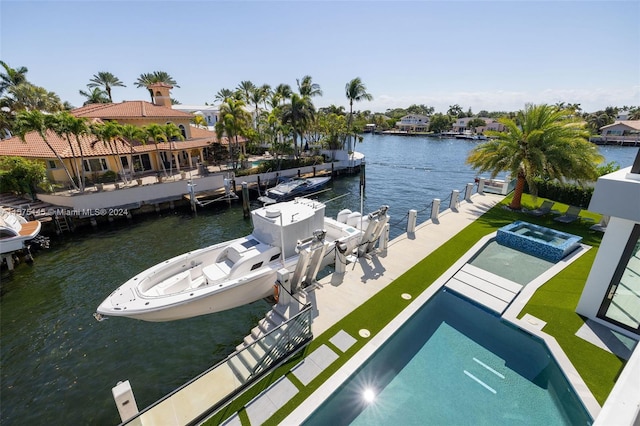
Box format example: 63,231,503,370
509,171,526,210
74,135,87,192
41,131,79,190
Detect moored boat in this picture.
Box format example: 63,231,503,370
96,197,376,322
0,208,42,255
260,176,331,204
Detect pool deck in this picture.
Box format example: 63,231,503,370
189,190,607,425
220,192,520,424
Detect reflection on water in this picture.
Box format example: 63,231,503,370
0,136,635,424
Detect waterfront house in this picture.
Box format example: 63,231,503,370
452,116,498,134
0,84,230,186
597,120,640,144
172,104,220,129
395,114,430,132
577,150,640,338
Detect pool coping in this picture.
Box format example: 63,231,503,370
283,232,600,424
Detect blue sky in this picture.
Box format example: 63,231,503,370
2,1,639,114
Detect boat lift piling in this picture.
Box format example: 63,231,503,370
357,205,390,258
290,230,328,293
242,182,250,218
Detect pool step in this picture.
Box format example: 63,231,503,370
445,264,522,314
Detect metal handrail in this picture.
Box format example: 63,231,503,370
121,303,313,426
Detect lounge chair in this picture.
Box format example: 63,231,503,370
590,215,610,232
554,206,582,223
528,200,555,216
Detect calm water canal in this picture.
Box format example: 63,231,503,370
1,135,636,424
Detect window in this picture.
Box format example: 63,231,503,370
270,253,281,262
250,262,263,271
47,160,59,169
597,224,640,332
83,158,108,172
178,124,186,139
131,154,151,172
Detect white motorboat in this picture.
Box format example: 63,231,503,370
0,208,42,255
96,198,378,322
260,176,331,203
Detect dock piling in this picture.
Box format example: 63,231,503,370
242,182,250,218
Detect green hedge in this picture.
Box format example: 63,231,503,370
525,178,594,208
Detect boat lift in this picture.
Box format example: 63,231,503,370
357,205,390,258
187,176,238,212
289,229,328,293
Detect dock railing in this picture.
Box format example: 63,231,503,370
120,304,313,426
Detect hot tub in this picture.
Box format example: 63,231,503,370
496,221,582,262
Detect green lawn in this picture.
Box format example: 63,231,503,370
205,194,626,425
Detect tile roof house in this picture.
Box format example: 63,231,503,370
0,84,232,186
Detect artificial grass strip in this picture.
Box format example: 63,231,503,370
207,193,623,424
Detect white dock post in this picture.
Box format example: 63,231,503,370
450,190,460,212
431,199,441,222
112,380,139,423
465,183,474,201
335,242,347,274
477,178,485,195
407,209,417,233
276,269,291,305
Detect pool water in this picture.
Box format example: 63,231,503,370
469,240,554,285
303,290,591,425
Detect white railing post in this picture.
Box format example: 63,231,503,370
477,179,485,194
431,199,441,222
407,209,417,233
450,190,460,211
465,183,474,201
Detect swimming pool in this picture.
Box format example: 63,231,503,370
469,240,554,285
302,290,592,425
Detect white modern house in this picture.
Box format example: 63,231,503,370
576,149,640,424
172,104,220,129
577,149,640,337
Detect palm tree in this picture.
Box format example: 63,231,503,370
134,71,179,101
214,88,236,104
215,98,251,170
0,61,29,96
87,72,126,103
120,124,147,176
144,123,169,176
345,77,373,152
4,83,63,113
274,84,292,106
297,75,323,98
91,121,129,184
49,111,85,190
236,80,256,104
281,93,315,157
466,103,603,210
162,123,185,176
14,110,79,190
79,87,110,105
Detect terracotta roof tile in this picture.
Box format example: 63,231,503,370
72,101,192,119
0,129,223,159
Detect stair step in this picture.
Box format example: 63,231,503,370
227,356,251,383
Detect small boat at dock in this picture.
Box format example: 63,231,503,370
0,208,42,255
96,197,379,322
259,176,331,204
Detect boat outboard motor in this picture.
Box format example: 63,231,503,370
290,229,328,292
